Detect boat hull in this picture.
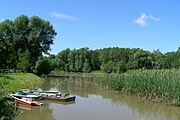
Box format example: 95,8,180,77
42,96,76,102
9,94,43,106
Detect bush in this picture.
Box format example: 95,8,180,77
35,58,52,75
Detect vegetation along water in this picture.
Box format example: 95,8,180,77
15,77,180,120
101,70,180,105
0,15,180,119
0,73,42,119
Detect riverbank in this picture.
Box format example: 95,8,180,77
101,70,180,105
15,74,180,120
48,70,180,105
0,73,42,98
0,73,42,120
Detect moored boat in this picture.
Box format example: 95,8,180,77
31,90,59,94
13,91,43,100
9,94,43,106
41,93,76,102
13,89,76,102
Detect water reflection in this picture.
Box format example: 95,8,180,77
46,77,103,98
15,77,180,120
43,100,75,105
47,77,180,120
15,103,55,120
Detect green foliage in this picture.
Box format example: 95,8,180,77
0,97,17,120
68,50,76,72
56,48,70,71
0,73,41,119
82,58,91,73
0,15,56,71
51,47,180,74
90,50,101,70
164,51,180,69
101,61,114,73
17,49,31,72
35,58,52,75
177,47,180,53
134,49,152,69
0,20,14,68
114,61,127,73
102,70,180,103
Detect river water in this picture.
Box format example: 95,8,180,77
15,77,180,120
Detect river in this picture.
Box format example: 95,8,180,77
15,77,180,120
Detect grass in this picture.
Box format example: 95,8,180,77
0,73,42,97
101,70,180,104
0,73,42,119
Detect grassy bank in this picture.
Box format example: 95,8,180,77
0,73,42,97
101,70,180,104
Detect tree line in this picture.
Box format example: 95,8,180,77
0,15,57,72
45,47,180,74
0,15,179,75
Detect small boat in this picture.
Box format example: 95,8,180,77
13,91,42,100
9,94,43,106
41,93,76,102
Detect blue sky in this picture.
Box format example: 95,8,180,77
0,0,180,54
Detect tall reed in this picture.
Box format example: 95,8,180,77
102,70,180,103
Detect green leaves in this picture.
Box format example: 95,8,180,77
35,58,52,75
52,47,180,73
0,15,57,71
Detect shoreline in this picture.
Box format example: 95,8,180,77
0,73,42,98
48,70,180,106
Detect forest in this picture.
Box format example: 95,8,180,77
0,15,179,75
48,47,180,74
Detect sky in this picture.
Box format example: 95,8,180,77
0,0,180,54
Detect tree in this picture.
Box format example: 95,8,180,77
101,60,114,73
177,47,180,53
114,61,127,73
83,58,91,73
151,49,164,69
17,49,31,72
68,50,76,72
164,52,180,69
134,50,152,69
0,15,57,71
35,58,52,75
51,47,179,73
74,51,81,72
0,20,14,68
56,48,70,71
14,15,57,71
90,50,101,71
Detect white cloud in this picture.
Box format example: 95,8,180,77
134,12,160,26
134,13,148,26
149,15,161,21
50,12,78,21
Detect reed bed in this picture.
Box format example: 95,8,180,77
102,70,180,104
